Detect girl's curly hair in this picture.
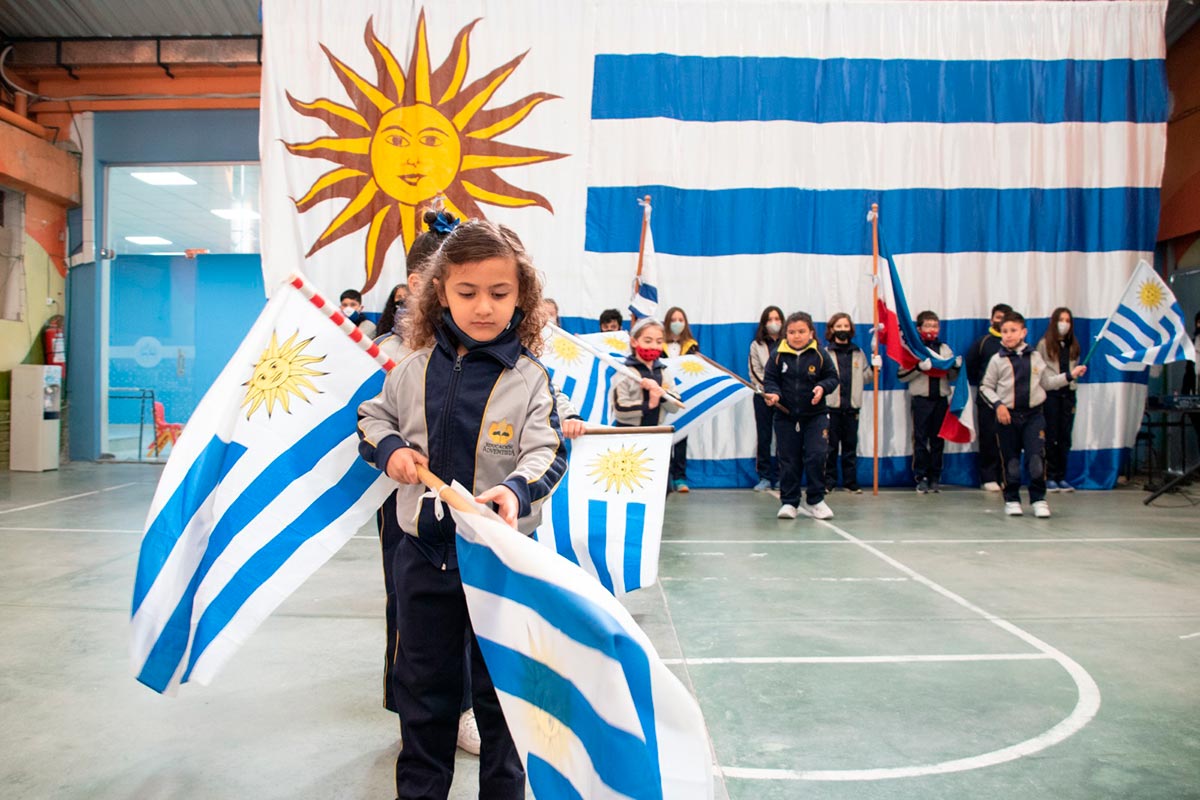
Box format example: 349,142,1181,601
403,219,547,355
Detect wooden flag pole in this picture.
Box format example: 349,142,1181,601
583,425,675,436
870,203,881,497
415,465,508,524
631,195,651,322
694,352,791,416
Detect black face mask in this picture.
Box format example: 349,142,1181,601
833,330,852,342
440,307,524,350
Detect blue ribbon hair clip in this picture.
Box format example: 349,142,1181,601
424,210,461,236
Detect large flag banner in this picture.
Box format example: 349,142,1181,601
537,430,673,595
130,277,395,693
449,483,714,799
260,0,1167,489
1097,260,1198,372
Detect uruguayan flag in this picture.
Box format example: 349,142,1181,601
448,483,713,800
538,431,672,595
628,200,660,318
130,279,394,694
542,327,634,426
661,354,753,443
1099,260,1197,372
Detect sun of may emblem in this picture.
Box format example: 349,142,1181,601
242,331,327,419
284,11,566,292
548,335,582,365
588,444,653,494
1137,279,1165,312
678,358,708,376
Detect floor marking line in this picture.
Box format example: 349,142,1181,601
719,518,1102,782
1179,632,1200,640
0,526,142,534
0,482,139,517
662,537,1200,545
665,653,1052,666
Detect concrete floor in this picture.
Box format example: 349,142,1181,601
1,463,1198,799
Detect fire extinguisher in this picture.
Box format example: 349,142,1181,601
44,314,66,379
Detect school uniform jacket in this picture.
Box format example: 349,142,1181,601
898,342,958,398
966,329,1003,386
748,338,780,392
762,339,839,418
611,354,683,426
979,342,1070,412
1034,340,1080,393
825,342,873,409
357,324,567,568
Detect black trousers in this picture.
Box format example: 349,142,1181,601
998,408,1047,503
752,394,778,482
1043,391,1076,482
377,491,401,713
911,395,947,483
826,408,860,489
670,437,688,482
391,536,524,800
975,397,1001,485
775,413,829,506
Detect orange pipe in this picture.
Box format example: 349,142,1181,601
0,104,53,141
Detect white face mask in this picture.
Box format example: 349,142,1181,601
669,320,685,335
341,305,359,316
1057,321,1071,337
766,321,782,335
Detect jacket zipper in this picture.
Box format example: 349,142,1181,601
435,352,465,570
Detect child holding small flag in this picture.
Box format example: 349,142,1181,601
980,311,1087,518
358,220,567,799
612,316,683,426
763,312,839,520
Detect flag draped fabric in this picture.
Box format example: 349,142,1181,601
537,430,673,595
1098,260,1197,372
259,0,1167,489
629,201,660,319
542,327,635,427
449,483,714,800
130,278,395,693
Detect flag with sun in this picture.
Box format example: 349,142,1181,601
261,1,590,308
536,430,673,596
1097,260,1196,372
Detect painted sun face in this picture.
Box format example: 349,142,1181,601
371,104,462,205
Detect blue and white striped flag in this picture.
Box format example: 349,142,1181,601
542,327,633,427
448,483,713,800
661,354,753,444
538,430,673,595
1098,260,1197,372
130,277,395,694
628,200,659,319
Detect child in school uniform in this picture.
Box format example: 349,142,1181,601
980,311,1087,518
966,303,1014,491
612,316,684,426
762,312,839,520
824,313,880,493
898,310,960,494
748,305,784,491
1036,307,1081,492
357,220,567,800
663,306,699,492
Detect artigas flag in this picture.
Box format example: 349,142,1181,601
130,276,395,693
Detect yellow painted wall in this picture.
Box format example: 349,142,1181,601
1,234,66,376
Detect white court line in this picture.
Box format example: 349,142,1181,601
718,518,1103,782
663,539,887,545
666,653,1052,666
0,483,137,516
0,526,142,533
663,537,1200,545
1179,632,1200,640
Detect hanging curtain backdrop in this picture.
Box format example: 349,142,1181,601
260,0,1168,489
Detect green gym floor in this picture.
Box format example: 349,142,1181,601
2,463,1198,799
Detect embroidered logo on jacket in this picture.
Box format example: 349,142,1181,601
484,420,516,456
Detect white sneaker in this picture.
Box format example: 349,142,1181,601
1004,501,1023,516
983,482,1002,492
807,501,834,520
457,709,481,755
776,504,799,519
1032,501,1051,518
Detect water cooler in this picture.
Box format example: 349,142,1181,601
10,364,62,472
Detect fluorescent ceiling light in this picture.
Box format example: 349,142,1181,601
148,251,187,256
211,208,261,221
125,235,172,245
131,171,196,186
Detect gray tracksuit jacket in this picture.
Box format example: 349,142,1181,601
979,342,1071,411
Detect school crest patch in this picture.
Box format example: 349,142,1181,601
484,419,516,456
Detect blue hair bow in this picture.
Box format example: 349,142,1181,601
431,212,461,236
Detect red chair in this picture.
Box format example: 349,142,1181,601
147,401,184,457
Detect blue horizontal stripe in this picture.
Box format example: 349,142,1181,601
585,186,1160,257
132,436,247,616
181,457,383,681
136,372,385,693
476,638,657,799
671,383,746,432
592,55,1168,124
527,754,584,800
456,534,662,795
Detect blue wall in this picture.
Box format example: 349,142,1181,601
70,109,262,460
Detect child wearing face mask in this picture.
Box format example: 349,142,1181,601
749,305,785,491
898,310,961,494
1036,308,1081,492
612,317,684,426
663,306,699,492
339,288,378,338
762,312,839,520
824,313,881,493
